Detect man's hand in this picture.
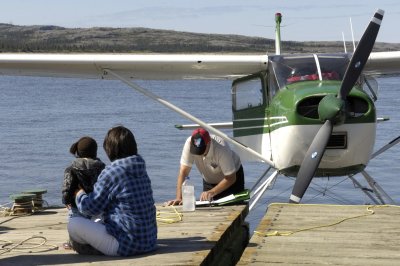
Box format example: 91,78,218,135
166,198,182,206
200,191,215,201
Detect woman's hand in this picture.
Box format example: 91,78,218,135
74,187,85,198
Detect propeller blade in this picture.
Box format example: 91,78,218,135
290,120,333,203
339,9,384,100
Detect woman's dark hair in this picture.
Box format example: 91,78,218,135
103,126,137,161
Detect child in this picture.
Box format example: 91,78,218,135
62,136,105,218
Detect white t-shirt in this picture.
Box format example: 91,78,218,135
180,135,241,184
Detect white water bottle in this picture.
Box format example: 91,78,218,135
182,176,195,212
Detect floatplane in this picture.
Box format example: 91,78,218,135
0,9,399,208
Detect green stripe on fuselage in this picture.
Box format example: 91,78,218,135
233,80,375,137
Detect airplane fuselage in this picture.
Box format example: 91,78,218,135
232,54,377,177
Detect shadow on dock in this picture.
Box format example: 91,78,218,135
0,204,249,265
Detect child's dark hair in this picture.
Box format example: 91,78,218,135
70,136,98,159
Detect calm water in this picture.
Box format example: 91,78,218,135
0,75,399,230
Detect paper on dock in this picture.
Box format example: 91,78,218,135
195,189,249,206
196,194,236,206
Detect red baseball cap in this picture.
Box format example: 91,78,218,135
190,128,211,155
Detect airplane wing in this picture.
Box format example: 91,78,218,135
0,51,399,80
0,53,268,80
364,51,400,76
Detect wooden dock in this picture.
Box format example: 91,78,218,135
3,203,399,265
0,204,248,266
239,203,400,265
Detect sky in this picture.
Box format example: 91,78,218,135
1,0,399,43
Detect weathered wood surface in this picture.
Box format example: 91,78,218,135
0,204,248,266
239,203,400,265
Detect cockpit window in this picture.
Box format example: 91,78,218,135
269,54,350,89
318,55,349,81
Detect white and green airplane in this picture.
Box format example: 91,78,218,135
0,9,399,205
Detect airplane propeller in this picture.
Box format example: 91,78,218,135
289,9,385,204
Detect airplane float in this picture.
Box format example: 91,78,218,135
0,9,399,208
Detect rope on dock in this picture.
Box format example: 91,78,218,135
1,199,49,217
0,236,58,255
254,204,400,237
0,202,14,217
1,203,34,218
156,206,183,224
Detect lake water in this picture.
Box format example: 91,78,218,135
0,75,399,231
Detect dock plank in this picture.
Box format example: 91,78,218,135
0,204,248,266
239,203,400,265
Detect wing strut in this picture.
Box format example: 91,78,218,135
249,170,279,211
371,135,400,159
104,69,275,168
360,170,396,204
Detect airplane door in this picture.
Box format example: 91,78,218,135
231,73,271,161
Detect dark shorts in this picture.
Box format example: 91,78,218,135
202,165,245,200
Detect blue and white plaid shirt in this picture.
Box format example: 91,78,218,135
76,155,157,256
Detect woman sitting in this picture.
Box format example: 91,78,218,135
68,126,157,256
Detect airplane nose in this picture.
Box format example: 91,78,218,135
318,94,346,125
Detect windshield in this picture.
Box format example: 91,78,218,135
270,54,350,89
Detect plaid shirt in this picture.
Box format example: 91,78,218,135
76,155,157,256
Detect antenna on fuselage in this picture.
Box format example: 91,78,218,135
342,32,347,53
350,17,356,51
275,12,282,55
